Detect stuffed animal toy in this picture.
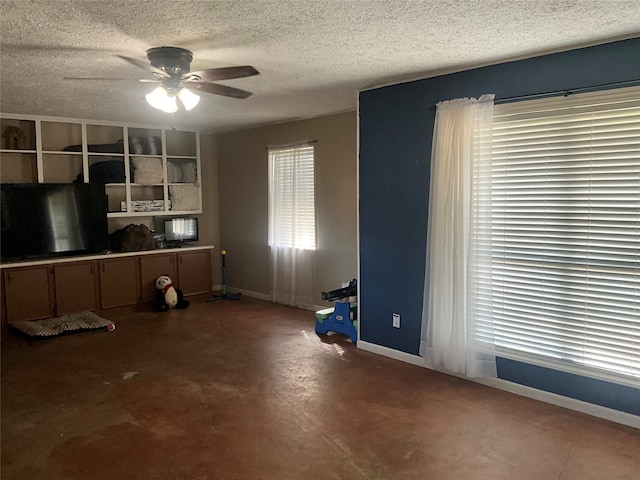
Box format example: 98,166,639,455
155,275,189,311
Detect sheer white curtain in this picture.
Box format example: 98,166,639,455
268,144,315,307
270,246,313,306
420,95,497,378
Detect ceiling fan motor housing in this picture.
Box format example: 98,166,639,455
146,47,193,76
141,46,256,100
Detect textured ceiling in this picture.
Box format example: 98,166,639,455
1,0,639,132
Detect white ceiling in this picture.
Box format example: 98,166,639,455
1,0,639,133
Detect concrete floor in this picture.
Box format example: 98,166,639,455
1,297,639,480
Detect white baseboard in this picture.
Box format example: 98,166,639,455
306,304,329,312
358,340,428,367
223,287,327,312
357,340,640,429
224,287,271,302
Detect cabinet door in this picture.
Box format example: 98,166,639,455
176,250,212,295
54,262,98,315
140,254,176,302
99,257,140,308
2,266,54,322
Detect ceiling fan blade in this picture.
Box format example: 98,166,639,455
186,82,253,99
186,66,259,82
116,55,168,77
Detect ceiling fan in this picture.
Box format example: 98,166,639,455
69,46,259,112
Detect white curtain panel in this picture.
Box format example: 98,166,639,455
270,245,314,306
268,143,315,307
420,94,497,378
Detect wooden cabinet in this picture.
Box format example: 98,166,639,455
142,250,212,299
140,253,176,302
1,247,212,325
0,115,201,217
53,261,98,315
2,266,53,322
1,262,99,322
176,250,212,295
98,257,140,309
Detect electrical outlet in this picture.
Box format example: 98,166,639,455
392,313,400,328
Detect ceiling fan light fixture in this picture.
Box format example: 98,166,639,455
178,88,200,111
146,86,178,113
145,86,167,109
161,95,178,113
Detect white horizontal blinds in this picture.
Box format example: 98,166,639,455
268,143,316,249
474,85,640,383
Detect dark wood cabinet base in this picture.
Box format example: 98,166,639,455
0,247,213,326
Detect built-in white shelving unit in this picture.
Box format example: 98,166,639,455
0,114,202,217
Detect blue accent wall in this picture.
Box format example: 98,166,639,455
359,38,640,414
497,358,640,416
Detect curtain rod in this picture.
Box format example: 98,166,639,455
429,78,640,111
494,78,640,104
266,139,317,150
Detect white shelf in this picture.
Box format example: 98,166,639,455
1,113,202,216
0,149,37,154
42,150,83,155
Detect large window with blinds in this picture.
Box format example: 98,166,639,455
474,86,639,386
268,143,316,249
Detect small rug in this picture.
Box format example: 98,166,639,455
11,311,115,338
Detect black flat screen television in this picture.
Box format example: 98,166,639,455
164,218,198,244
1,183,109,262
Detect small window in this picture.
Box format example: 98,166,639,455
268,143,316,249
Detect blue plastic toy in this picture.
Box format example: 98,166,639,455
315,301,358,344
